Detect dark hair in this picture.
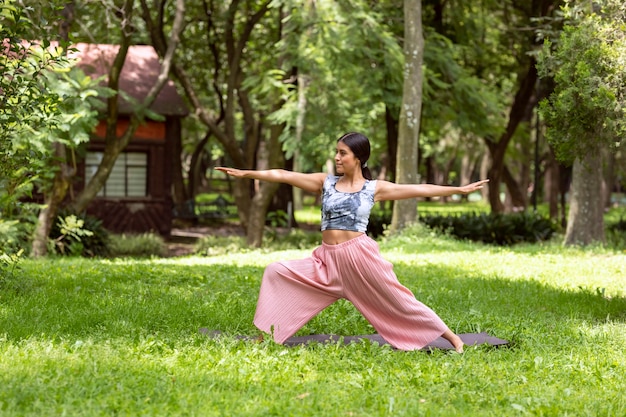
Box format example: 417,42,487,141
337,132,372,180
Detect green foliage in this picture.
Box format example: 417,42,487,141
0,209,37,255
0,219,23,254
367,207,392,238
537,0,626,164
51,215,94,256
0,248,23,281
108,233,167,258
266,210,289,228
49,212,110,257
0,0,69,143
419,211,558,245
605,215,626,250
1,0,69,220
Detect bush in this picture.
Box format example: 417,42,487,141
49,211,110,257
419,211,558,245
195,235,249,256
0,219,25,255
0,249,24,281
108,233,167,258
367,207,392,238
0,209,38,256
606,216,626,250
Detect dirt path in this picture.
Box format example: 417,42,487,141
165,224,245,257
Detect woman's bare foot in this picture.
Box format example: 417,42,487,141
442,329,464,353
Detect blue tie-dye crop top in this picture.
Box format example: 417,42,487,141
321,175,377,233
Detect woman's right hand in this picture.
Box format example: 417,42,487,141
215,167,246,178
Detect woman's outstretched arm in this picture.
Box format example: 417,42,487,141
375,179,489,202
215,167,327,194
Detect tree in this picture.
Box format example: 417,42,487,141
390,0,423,232
1,0,75,254
537,0,626,245
68,0,185,214
30,68,107,257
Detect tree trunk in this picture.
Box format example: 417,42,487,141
70,122,135,213
480,152,490,203
31,143,74,257
171,123,188,205
544,149,560,219
246,123,284,247
502,164,528,210
486,61,537,213
384,105,398,183
268,157,298,228
564,151,605,246
603,149,614,209
292,73,309,211
186,133,208,199
31,3,76,257
391,0,422,233
459,152,474,202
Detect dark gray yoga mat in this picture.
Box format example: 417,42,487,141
200,329,509,351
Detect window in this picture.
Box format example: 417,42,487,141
85,152,148,197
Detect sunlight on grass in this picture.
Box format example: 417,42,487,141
1,230,625,416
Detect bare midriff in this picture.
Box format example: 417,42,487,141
322,229,364,245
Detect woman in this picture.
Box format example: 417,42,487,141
216,132,488,353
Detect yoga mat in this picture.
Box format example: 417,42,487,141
200,329,508,351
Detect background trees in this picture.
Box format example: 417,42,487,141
2,0,625,253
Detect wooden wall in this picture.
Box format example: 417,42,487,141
80,117,179,236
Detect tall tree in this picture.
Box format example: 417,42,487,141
143,0,289,247
391,0,423,231
537,0,626,245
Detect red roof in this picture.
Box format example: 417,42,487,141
71,43,188,117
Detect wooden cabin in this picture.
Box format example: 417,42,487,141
73,43,188,236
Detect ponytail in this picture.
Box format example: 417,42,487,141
361,162,372,180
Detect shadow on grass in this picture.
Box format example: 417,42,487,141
1,258,624,349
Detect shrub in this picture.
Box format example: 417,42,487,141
606,216,626,250
367,207,392,238
0,210,37,256
108,233,167,258
195,235,249,256
0,249,23,281
49,211,110,257
419,211,558,245
0,219,25,255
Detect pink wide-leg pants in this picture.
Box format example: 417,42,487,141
253,234,449,350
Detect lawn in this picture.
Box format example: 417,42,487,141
1,227,625,416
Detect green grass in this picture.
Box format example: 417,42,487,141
1,228,625,416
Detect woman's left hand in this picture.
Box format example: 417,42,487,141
459,179,490,194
